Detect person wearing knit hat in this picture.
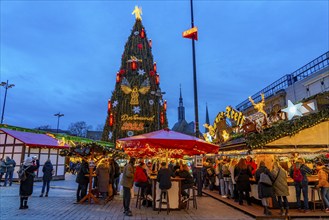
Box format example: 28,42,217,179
316,162,329,212
19,156,39,209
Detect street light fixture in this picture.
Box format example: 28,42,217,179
54,112,64,133
1,80,15,124
151,89,166,130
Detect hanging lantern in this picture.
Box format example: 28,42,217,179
155,74,160,84
109,113,114,126
108,100,112,112
116,73,121,82
131,61,137,70
153,62,157,72
140,28,145,39
148,39,152,48
149,70,155,76
160,112,164,124
163,100,167,111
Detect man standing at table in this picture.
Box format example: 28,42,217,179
121,157,136,217
157,162,173,195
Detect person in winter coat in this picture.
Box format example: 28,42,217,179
108,158,116,199
19,156,40,209
271,161,289,216
255,161,275,216
215,159,225,195
205,161,216,191
246,156,257,176
289,158,312,212
134,162,152,200
4,156,16,186
229,159,238,202
234,158,252,206
222,160,233,199
121,157,136,217
315,162,329,212
157,162,173,190
40,159,54,197
177,164,194,202
96,158,110,200
76,160,89,203
0,158,7,186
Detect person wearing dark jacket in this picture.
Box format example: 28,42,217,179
75,160,89,203
157,162,172,190
19,156,40,209
289,158,313,213
40,159,53,197
234,158,252,206
121,157,136,217
4,156,16,187
177,164,194,202
255,161,275,216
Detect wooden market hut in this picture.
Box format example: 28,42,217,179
0,128,70,181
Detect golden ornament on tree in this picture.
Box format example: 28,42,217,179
132,6,142,20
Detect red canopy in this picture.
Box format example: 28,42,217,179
116,129,219,158
0,128,70,149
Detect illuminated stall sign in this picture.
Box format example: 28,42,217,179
215,106,245,127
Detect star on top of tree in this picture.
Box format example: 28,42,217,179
133,106,141,114
132,6,142,20
281,100,303,120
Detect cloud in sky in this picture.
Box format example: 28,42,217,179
1,1,328,132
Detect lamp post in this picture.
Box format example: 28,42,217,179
54,112,64,133
151,89,166,130
1,80,15,124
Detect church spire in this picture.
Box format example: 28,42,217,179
178,84,185,121
205,103,210,133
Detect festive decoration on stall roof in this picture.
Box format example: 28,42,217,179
246,108,329,149
282,100,303,120
249,93,267,117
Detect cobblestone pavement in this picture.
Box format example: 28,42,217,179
0,175,252,220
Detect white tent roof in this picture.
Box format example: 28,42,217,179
265,121,329,146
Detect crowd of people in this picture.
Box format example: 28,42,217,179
2,153,328,217
201,155,329,216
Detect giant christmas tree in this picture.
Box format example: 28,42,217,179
102,6,168,144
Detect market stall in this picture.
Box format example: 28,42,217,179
0,128,69,180
117,128,219,210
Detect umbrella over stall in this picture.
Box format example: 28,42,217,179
116,129,219,160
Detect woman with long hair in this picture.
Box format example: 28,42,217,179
234,158,252,205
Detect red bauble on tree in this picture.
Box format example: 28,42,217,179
149,70,155,76
137,43,143,50
119,69,125,75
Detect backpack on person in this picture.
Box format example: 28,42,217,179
17,164,30,182
293,165,303,182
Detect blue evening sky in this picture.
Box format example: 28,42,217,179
1,1,328,132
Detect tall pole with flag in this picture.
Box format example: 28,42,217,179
183,0,202,196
